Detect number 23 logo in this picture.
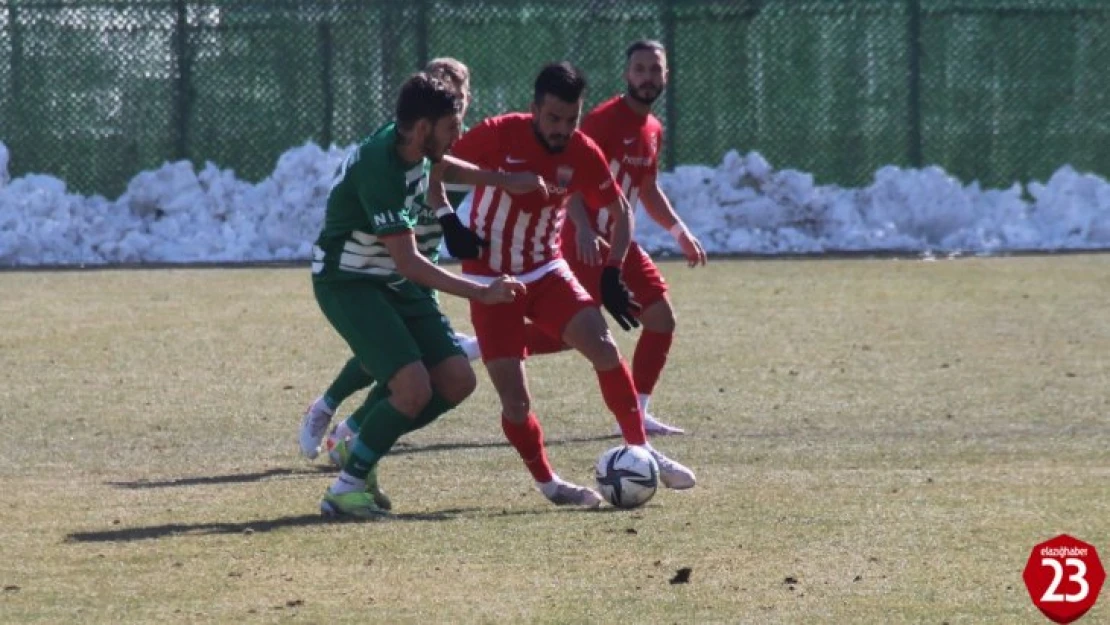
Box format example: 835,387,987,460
1040,557,1090,603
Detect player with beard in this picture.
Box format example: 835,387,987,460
311,72,542,518
299,58,485,511
524,40,708,436
428,62,697,507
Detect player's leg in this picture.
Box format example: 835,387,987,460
622,243,684,435
313,281,430,518
523,323,568,356
298,357,374,459
326,320,477,469
542,272,696,490
471,291,601,508
404,311,477,433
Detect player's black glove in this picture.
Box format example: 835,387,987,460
599,265,642,331
438,211,487,259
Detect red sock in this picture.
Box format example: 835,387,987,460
524,324,567,356
597,361,647,445
632,329,673,395
501,413,554,483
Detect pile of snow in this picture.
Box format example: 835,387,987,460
1,140,1108,266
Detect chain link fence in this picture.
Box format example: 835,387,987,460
2,0,1109,197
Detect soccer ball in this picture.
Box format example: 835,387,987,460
595,445,658,509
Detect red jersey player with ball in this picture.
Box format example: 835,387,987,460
431,62,696,507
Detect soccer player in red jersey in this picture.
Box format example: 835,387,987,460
526,40,708,437
429,62,696,507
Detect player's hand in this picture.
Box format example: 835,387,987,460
675,227,707,267
599,266,641,331
481,276,526,305
576,226,604,267
438,211,487,259
502,172,549,200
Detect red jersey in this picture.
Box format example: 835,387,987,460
576,96,663,238
451,113,620,277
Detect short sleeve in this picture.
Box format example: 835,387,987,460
351,152,414,236
573,133,621,211
578,109,613,161
450,116,502,168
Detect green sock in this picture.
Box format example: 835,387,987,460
343,399,414,480
325,357,375,410
405,391,458,433
350,383,391,431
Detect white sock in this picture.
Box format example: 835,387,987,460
330,471,366,495
455,332,481,362
638,393,651,416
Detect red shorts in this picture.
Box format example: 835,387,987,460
562,238,669,313
469,265,595,362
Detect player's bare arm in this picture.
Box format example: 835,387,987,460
603,192,636,268
640,171,707,267
566,193,605,266
425,160,488,259
438,154,548,198
381,231,524,304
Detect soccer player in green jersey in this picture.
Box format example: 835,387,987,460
312,72,541,518
298,59,481,496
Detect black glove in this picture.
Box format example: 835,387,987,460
438,211,487,259
599,266,642,331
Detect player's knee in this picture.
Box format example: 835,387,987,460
389,365,434,417
499,394,532,421
394,383,433,417
642,299,676,333
439,365,477,404
584,331,622,370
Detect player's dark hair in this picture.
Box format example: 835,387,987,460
625,39,666,62
395,72,462,131
533,62,587,106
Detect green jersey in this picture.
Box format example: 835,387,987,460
312,123,443,288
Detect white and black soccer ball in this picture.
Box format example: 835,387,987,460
595,445,659,509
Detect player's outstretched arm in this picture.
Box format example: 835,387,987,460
439,155,549,197
427,162,487,259
596,194,642,331
567,194,604,266
604,192,635,268
640,174,707,267
382,232,524,305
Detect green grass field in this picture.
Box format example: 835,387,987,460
1,256,1107,624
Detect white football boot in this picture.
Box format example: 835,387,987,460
643,445,696,490
298,396,334,459
539,477,603,508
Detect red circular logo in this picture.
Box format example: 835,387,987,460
1023,534,1105,623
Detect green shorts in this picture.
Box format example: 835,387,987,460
313,279,464,385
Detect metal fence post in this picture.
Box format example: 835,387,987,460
318,20,335,148
171,0,192,162
662,0,677,170
906,0,923,168
8,1,22,136
416,0,429,70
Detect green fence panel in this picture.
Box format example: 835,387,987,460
2,0,1108,196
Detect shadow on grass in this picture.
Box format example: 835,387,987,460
105,466,335,489
65,508,479,543
64,503,621,543
105,433,619,490
389,432,617,457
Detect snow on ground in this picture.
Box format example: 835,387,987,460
1,140,1108,266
